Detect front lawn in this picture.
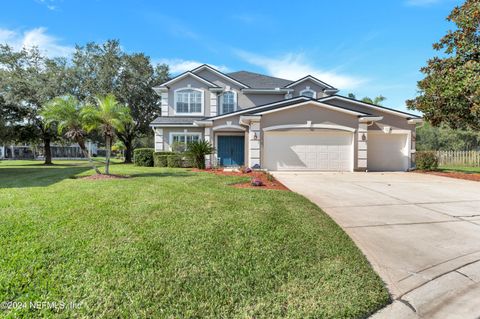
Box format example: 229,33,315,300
439,166,480,173
0,160,389,318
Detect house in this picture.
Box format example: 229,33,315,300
150,64,422,171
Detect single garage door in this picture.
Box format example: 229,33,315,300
264,130,353,171
368,133,409,171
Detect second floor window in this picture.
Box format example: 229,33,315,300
175,89,203,114
220,91,236,114
300,87,316,98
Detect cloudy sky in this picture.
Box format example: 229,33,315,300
1,0,462,112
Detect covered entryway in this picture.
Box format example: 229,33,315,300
368,132,409,171
263,130,353,171
217,135,245,166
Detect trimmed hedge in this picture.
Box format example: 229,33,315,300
154,152,175,167
416,151,439,170
167,154,183,168
134,148,154,167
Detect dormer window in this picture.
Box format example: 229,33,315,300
174,88,204,115
300,86,316,98
220,91,236,114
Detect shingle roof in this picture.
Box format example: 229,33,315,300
150,116,202,125
227,71,292,89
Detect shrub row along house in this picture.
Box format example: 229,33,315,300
150,64,423,171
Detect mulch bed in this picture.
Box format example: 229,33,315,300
190,168,289,190
81,174,130,180
418,170,480,182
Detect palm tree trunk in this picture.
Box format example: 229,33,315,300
105,136,111,175
43,137,52,165
77,138,101,175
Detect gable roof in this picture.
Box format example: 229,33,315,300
154,71,220,89
284,75,337,90
319,95,422,119
227,71,292,89
205,96,368,121
191,64,250,88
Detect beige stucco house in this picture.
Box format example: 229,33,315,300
150,64,422,171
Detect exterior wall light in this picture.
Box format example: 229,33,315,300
361,133,367,141
253,132,258,140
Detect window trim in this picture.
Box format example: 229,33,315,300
299,86,316,99
169,132,202,150
173,87,204,116
219,90,237,115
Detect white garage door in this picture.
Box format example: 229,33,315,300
368,133,409,171
264,130,353,171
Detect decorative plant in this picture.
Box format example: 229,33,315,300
251,178,264,187
41,95,101,174
81,94,132,175
186,139,215,169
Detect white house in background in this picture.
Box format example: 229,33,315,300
0,142,97,160
150,64,423,171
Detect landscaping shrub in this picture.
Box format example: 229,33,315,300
186,139,215,169
154,152,174,167
134,148,154,167
416,151,439,170
167,154,183,168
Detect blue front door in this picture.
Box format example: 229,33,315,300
217,136,245,166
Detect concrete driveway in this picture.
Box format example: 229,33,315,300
273,172,480,319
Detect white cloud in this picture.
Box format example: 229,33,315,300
405,0,442,6
0,27,73,57
36,0,59,11
155,58,230,74
235,50,366,90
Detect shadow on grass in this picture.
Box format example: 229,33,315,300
129,171,195,178
0,166,91,188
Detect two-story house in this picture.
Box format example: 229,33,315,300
150,64,422,171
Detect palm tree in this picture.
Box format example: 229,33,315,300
41,95,101,174
186,139,215,169
81,94,132,175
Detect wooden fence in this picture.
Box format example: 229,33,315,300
436,151,480,167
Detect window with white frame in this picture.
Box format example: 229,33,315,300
220,91,236,114
300,87,316,98
175,88,203,114
170,132,201,151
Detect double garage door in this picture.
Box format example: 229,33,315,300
264,130,353,171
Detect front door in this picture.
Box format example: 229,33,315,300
217,135,245,166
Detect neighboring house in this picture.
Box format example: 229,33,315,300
150,64,422,171
0,142,97,160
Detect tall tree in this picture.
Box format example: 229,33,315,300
70,40,169,163
0,45,69,164
82,94,132,175
407,0,480,130
41,95,102,174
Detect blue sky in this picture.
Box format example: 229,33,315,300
0,0,462,113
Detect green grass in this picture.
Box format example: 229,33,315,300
439,166,480,173
0,160,389,318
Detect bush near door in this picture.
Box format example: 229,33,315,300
133,148,154,167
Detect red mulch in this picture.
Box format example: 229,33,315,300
81,174,130,180
418,170,480,182
190,168,289,190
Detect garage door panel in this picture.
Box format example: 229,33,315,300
368,133,408,171
264,130,353,171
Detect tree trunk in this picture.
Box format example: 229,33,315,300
77,138,102,175
105,136,111,175
124,139,133,164
44,137,52,165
